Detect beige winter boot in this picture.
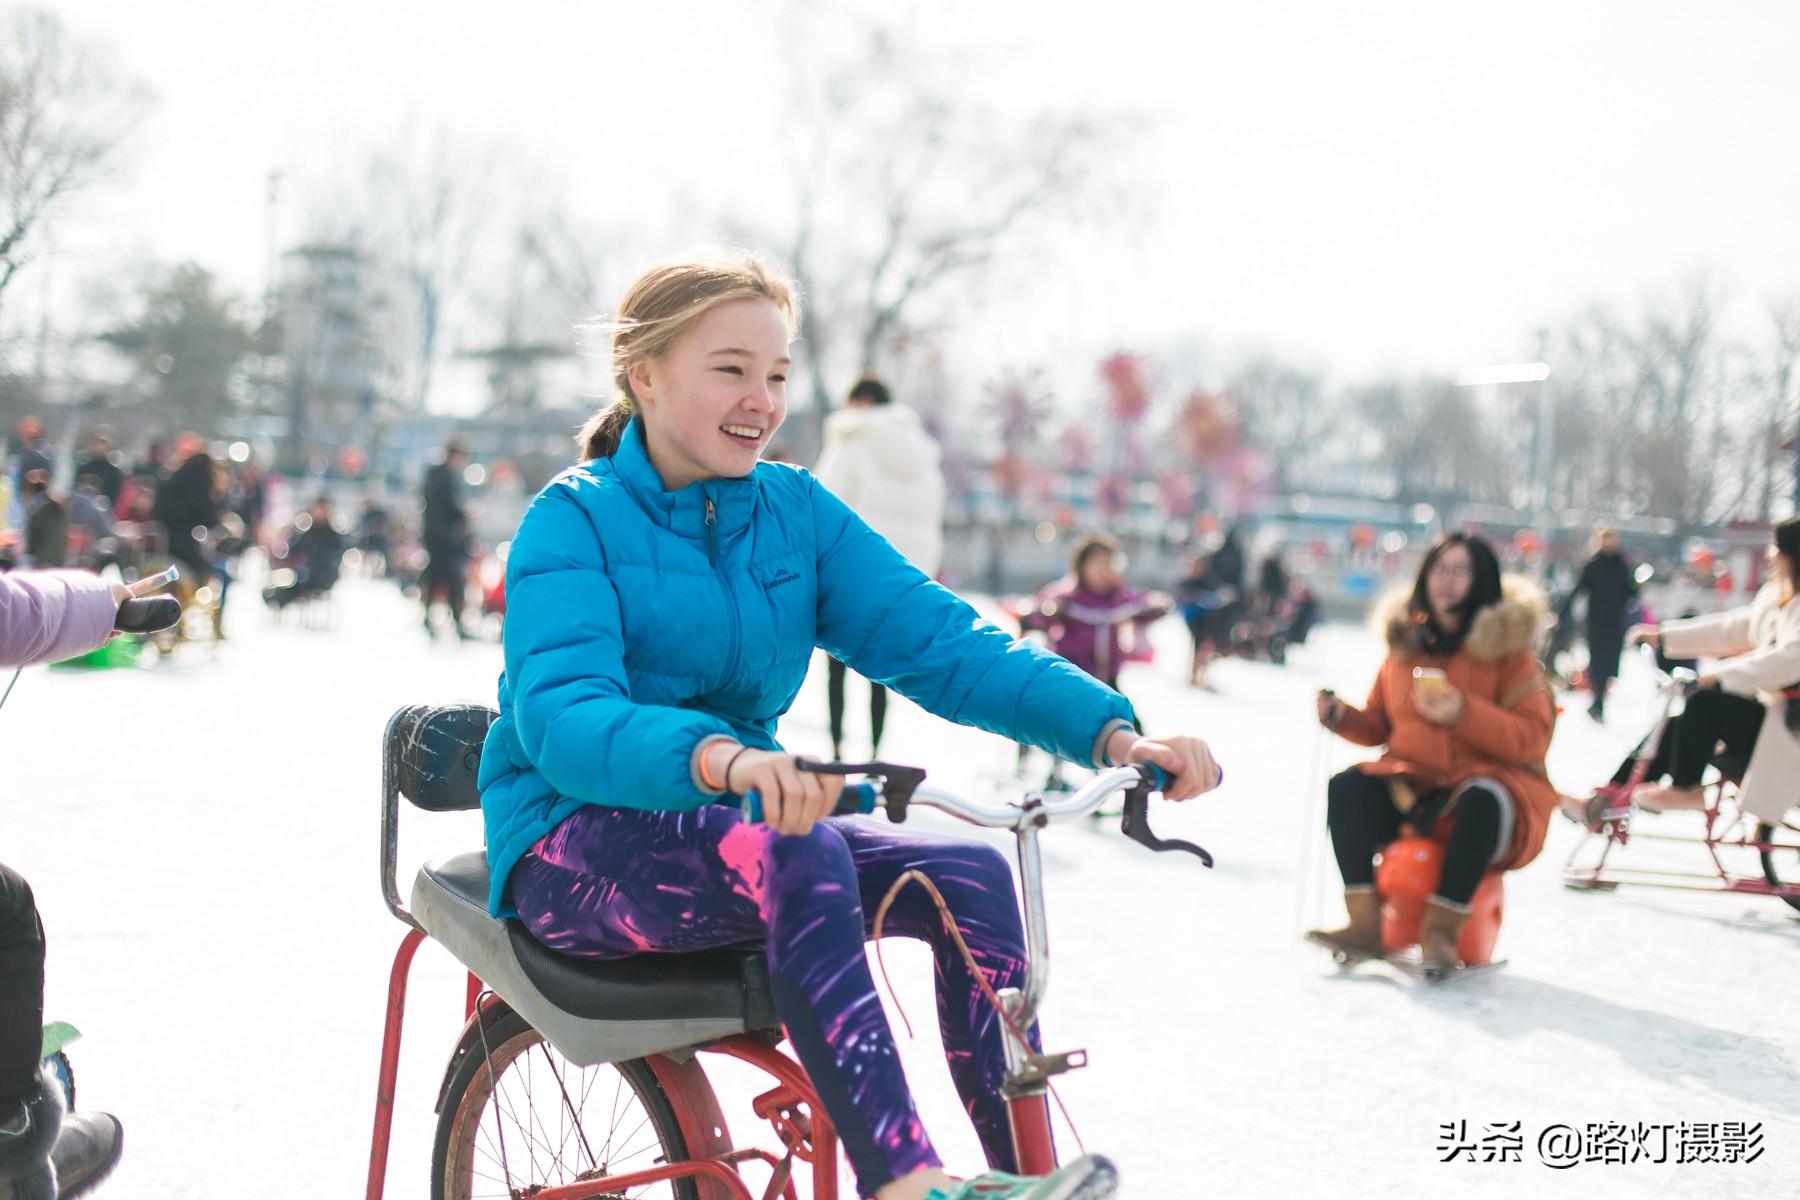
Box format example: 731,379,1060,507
1419,899,1470,979
1306,890,1384,961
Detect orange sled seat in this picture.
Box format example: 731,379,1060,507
1375,836,1505,966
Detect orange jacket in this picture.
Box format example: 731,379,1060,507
1334,579,1558,870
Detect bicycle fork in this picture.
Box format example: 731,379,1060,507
1000,816,1090,1175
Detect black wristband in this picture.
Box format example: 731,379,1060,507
723,745,755,794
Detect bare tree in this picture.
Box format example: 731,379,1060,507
1758,297,1800,520
1224,355,1332,490
1545,308,1635,513
460,225,579,423
771,19,1137,459
516,205,611,320
1349,375,1497,506
0,8,146,315
1633,281,1720,525
363,131,496,414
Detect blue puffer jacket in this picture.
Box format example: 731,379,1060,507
478,419,1135,915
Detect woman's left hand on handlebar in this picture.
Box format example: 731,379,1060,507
1109,731,1222,801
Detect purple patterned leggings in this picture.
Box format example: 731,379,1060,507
509,805,1040,1196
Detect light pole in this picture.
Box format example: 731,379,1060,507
1454,358,1553,555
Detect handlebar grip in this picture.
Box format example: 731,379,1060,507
1132,761,1224,792
1136,762,1171,791
114,595,182,634
741,780,878,825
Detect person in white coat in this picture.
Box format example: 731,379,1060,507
1622,517,1800,823
811,376,946,759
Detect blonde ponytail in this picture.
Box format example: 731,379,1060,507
577,398,634,460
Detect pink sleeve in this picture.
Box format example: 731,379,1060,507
0,570,118,668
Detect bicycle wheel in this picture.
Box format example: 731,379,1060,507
1756,813,1800,914
432,1002,701,1200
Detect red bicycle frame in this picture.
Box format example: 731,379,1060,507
367,709,1166,1200
366,931,1068,1200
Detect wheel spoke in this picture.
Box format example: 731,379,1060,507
539,1043,603,1172
443,1023,687,1200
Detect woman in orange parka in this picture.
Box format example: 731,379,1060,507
1307,532,1557,972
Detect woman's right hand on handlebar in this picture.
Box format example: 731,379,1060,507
1316,689,1344,730
726,749,845,837
1628,624,1660,647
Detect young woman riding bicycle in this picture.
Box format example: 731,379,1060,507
476,253,1222,1200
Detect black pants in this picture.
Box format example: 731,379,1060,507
1326,769,1503,907
421,548,467,623
1587,619,1625,703
1612,686,1765,787
826,656,887,757
0,863,44,1105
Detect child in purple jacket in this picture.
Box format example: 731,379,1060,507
1016,533,1170,692
1011,535,1169,789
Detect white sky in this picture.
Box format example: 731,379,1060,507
36,0,1800,397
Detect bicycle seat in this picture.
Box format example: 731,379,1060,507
386,701,781,1065
411,850,779,1068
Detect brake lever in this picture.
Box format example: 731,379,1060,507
798,759,928,823
1120,778,1214,867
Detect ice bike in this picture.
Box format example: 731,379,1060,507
365,703,1213,1200
1562,647,1800,913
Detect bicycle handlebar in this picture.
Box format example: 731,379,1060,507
1637,641,1698,691
738,759,1212,866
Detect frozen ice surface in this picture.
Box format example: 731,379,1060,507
3,578,1795,1198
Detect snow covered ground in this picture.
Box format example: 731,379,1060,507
4,574,1796,1199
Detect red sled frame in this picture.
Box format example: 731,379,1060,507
1562,652,1800,909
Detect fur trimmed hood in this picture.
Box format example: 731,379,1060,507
1372,574,1549,662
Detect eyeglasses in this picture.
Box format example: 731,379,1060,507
1428,563,1474,580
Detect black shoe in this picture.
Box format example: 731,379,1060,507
49,1111,121,1199
0,1073,62,1200
1587,701,1605,723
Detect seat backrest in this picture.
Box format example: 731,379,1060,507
385,703,498,812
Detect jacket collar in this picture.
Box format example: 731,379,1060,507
605,417,758,542
1373,574,1548,662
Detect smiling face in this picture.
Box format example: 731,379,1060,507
1425,542,1475,623
628,297,790,490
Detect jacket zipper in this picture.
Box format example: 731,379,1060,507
704,491,743,683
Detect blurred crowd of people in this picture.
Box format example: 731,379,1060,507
0,416,492,649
